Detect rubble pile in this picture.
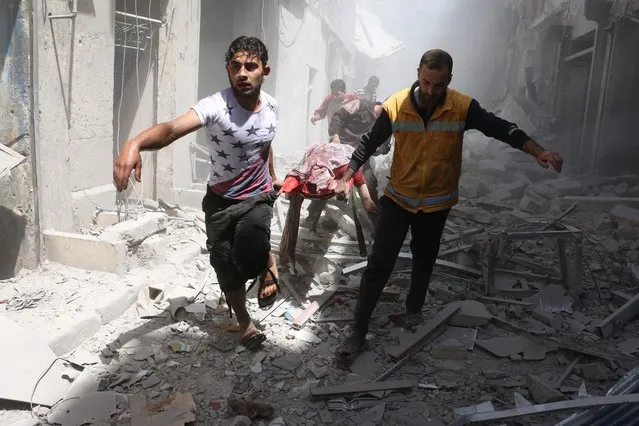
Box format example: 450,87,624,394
2,152,639,425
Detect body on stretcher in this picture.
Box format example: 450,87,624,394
278,143,373,271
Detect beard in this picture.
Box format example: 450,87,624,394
229,75,262,98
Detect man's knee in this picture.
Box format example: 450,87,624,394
234,220,271,278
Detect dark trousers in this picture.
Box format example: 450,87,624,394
202,188,273,293
353,196,450,336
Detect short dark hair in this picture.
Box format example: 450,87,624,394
419,49,453,74
368,75,380,85
225,36,269,66
330,79,346,93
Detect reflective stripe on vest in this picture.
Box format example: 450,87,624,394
386,182,458,208
392,120,425,133
426,120,466,132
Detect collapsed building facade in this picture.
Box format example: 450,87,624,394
0,0,401,279
505,0,639,176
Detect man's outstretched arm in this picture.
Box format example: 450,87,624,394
335,109,393,199
465,99,563,172
114,109,202,191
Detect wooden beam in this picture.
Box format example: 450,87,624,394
596,293,639,338
385,304,460,360
455,393,639,424
309,380,412,400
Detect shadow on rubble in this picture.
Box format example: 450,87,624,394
0,205,27,279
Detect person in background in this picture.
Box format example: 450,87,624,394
355,75,380,103
333,49,564,363
113,36,282,350
310,79,358,126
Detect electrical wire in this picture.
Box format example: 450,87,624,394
30,357,77,421
278,1,304,48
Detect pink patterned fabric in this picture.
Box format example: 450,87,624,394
283,143,356,198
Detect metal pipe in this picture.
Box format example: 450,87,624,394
115,10,164,25
48,12,76,20
48,0,77,20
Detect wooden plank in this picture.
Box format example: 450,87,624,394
435,259,482,277
309,379,412,400
441,228,483,244
459,393,639,424
596,293,639,338
479,296,534,306
292,301,320,329
611,290,633,306
385,304,460,360
274,198,287,233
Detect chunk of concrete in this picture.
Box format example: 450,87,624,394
526,374,564,404
578,363,610,381
610,205,639,239
47,391,117,425
519,190,549,213
448,300,492,327
94,211,120,227
99,212,168,245
430,338,469,360
44,230,127,274
548,179,584,197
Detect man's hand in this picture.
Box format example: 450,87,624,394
362,198,377,215
272,178,283,195
536,151,563,173
334,178,350,201
114,142,142,191
330,134,340,144
310,113,320,125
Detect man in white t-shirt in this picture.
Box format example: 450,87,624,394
114,36,281,350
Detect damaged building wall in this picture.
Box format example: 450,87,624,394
33,0,117,232
0,0,39,278
507,0,638,176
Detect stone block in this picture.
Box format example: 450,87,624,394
44,230,127,274
449,300,492,327
93,211,120,227
548,179,584,197
43,310,103,356
478,159,507,177
610,205,639,239
519,190,549,213
99,212,168,245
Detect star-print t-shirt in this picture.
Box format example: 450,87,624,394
191,88,279,200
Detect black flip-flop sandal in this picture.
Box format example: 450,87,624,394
389,312,423,329
335,335,366,367
256,268,280,309
241,330,267,350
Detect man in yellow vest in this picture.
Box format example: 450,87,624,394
333,49,563,363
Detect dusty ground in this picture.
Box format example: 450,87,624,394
1,145,639,425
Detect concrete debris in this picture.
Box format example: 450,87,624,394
47,391,117,426
431,339,469,360
578,363,611,381
271,355,302,372
476,336,533,358
130,392,196,425
448,300,492,327
453,401,495,418
526,374,565,404
349,351,378,378
513,392,532,408
529,284,574,314
99,212,168,245
227,398,275,420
